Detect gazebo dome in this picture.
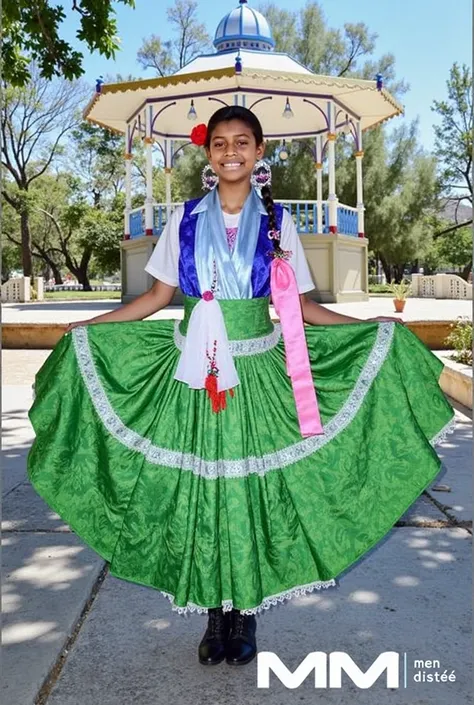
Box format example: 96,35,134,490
213,0,275,53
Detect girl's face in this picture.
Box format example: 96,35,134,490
205,119,265,186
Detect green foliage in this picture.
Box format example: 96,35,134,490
432,63,473,205
425,225,473,271
1,68,89,276
446,317,473,365
70,121,126,204
44,290,122,300
3,0,135,86
79,205,123,275
337,123,439,281
153,168,185,203
368,284,393,294
174,147,208,199
259,2,408,97
387,279,412,300
1,242,22,282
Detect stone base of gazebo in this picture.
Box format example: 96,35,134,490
301,234,369,303
121,237,159,304
120,234,369,304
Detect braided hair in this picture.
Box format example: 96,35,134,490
205,106,283,256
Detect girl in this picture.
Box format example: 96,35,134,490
28,106,455,669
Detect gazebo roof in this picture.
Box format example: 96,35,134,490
84,66,403,140
173,48,312,76
213,0,274,52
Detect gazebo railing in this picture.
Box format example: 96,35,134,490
129,206,146,238
127,201,359,239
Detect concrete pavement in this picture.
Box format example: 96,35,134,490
2,296,472,323
1,351,472,705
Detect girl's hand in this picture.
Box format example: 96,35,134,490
65,320,94,333
367,315,405,325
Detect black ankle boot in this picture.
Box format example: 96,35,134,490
225,609,257,666
198,607,231,665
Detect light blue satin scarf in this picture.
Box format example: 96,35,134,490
191,186,267,299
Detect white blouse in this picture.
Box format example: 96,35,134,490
145,204,315,294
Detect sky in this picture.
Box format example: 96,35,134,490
62,0,472,151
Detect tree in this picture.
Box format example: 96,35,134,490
1,66,89,275
336,122,438,282
137,0,211,76
432,63,473,213
260,2,408,97
3,0,135,86
70,121,126,205
435,226,472,272
4,176,65,284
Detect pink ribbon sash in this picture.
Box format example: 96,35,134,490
270,258,324,437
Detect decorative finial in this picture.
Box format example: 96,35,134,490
95,76,104,93
239,0,248,4
376,73,383,91
235,52,242,74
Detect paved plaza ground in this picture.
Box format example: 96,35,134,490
2,295,472,323
2,313,472,704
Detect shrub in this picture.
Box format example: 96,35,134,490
446,316,473,365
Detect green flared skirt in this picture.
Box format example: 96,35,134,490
27,296,456,615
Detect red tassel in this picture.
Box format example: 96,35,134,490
219,390,227,411
205,375,235,413
205,373,219,413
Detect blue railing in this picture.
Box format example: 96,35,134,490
128,202,359,238
323,203,329,233
153,205,169,235
338,206,358,235
129,210,144,238
280,202,318,234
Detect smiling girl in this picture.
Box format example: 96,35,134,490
28,106,455,669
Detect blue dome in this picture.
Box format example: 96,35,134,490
214,0,275,53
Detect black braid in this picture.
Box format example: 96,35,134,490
260,184,282,254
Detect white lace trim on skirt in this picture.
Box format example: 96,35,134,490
71,323,455,479
159,576,338,616
71,322,401,478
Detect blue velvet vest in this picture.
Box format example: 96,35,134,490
178,196,284,299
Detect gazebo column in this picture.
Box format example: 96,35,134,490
144,108,154,236
355,124,365,238
124,151,132,240
164,139,173,218
314,135,323,233
326,102,338,234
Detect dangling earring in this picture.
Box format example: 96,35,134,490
250,159,272,191
201,164,219,191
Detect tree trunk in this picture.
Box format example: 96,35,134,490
77,247,93,290
20,210,33,277
393,263,406,283
31,245,64,284
50,262,63,285
62,245,93,290
461,259,472,282
379,255,392,283
76,267,92,290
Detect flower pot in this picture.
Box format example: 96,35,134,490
393,299,405,313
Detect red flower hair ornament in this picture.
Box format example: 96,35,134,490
190,123,208,146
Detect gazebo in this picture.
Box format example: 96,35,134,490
83,0,403,303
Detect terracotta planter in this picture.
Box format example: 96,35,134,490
393,298,406,313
